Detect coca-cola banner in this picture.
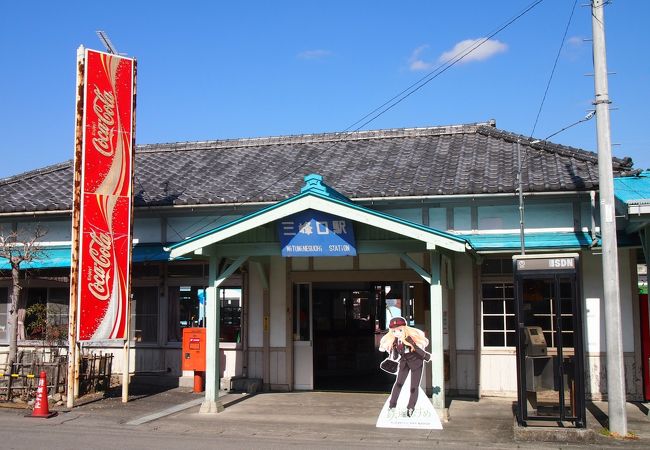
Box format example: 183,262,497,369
77,49,135,341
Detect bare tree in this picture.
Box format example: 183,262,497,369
0,225,47,369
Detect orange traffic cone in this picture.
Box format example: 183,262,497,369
26,371,57,418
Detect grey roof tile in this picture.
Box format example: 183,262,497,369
0,123,637,214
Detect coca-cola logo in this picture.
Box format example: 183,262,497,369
87,230,112,301
91,86,116,157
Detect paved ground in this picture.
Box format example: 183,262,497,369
1,383,649,449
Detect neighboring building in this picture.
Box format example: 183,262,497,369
1,121,648,402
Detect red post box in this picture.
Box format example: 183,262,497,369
182,328,206,392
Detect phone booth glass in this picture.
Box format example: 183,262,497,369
513,254,586,428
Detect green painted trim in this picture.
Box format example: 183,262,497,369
168,188,469,255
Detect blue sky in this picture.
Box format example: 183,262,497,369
1,0,648,180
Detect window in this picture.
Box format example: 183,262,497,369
293,284,310,341
522,279,575,348
481,282,516,347
168,285,242,342
132,287,159,343
0,287,8,342
219,288,242,342
23,287,69,342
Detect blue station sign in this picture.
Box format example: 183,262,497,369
278,210,356,257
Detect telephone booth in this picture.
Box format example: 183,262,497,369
513,254,586,427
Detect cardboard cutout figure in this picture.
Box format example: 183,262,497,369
376,317,443,429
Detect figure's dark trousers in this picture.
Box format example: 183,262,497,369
389,361,423,410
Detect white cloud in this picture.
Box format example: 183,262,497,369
566,36,584,47
297,49,333,60
438,38,508,64
408,45,434,71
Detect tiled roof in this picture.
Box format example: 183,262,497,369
0,122,636,214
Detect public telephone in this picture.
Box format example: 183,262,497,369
513,254,585,428
524,326,548,357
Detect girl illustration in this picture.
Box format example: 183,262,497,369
379,316,431,417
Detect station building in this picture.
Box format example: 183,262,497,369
1,122,648,406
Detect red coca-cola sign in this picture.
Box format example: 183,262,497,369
77,49,135,341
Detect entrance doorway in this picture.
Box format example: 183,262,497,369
311,282,408,392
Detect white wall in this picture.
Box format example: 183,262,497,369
133,218,161,243
248,262,264,348
359,253,401,270
313,256,354,271
582,249,635,353
166,215,241,241
18,220,71,244
454,253,475,351
382,208,423,224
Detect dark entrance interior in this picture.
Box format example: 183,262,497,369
312,282,406,392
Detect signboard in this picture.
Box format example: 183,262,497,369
515,256,576,272
76,49,136,341
279,210,356,257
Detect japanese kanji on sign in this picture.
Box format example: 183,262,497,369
278,210,356,257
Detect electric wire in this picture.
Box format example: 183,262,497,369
529,0,579,139
164,0,546,241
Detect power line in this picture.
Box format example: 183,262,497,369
529,0,579,138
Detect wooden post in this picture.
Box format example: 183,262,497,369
67,45,85,409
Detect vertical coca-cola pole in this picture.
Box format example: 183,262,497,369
67,45,85,409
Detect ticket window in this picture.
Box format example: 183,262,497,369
513,255,585,428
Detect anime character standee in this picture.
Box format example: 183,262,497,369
379,316,431,417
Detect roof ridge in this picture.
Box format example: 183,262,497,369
476,126,632,167
0,160,72,186
135,122,493,153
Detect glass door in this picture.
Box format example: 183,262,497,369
516,273,584,426
293,283,313,389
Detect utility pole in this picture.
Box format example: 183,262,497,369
517,140,525,255
591,0,627,435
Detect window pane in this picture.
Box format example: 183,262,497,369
482,299,503,314
48,287,69,330
505,316,516,331
294,284,310,341
25,288,48,340
453,207,471,231
528,315,551,330
561,332,574,348
559,280,573,298
482,284,504,299
506,332,517,347
561,316,575,332
483,316,503,331
220,287,242,342
505,298,515,314
484,332,505,347
133,287,158,343
560,298,574,315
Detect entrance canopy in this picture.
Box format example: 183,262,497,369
168,174,472,259
166,174,471,414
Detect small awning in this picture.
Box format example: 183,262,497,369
0,243,177,270
462,232,596,252
462,230,640,252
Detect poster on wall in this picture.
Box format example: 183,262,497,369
376,317,443,429
76,49,136,341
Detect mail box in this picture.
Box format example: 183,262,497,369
182,327,206,371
